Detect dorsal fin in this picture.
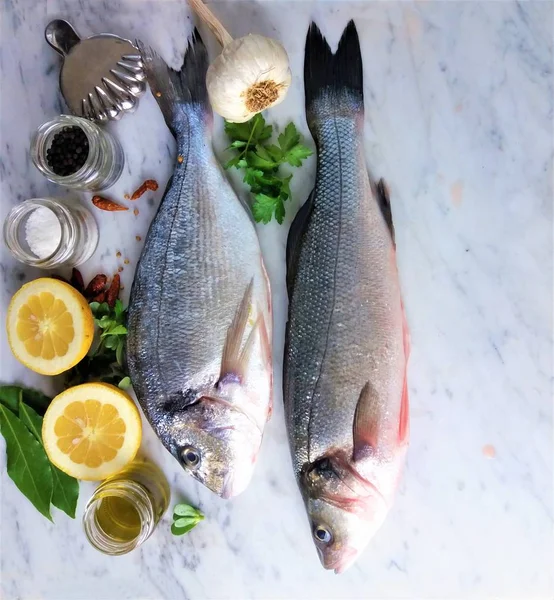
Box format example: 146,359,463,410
286,189,315,298
374,178,395,244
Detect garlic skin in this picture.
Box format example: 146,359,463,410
207,34,292,123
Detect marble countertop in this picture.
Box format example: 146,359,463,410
1,1,552,598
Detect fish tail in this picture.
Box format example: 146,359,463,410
304,20,363,125
136,29,208,138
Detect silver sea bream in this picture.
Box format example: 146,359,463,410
284,22,410,572
127,31,272,499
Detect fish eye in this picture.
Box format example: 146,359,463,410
313,524,332,544
181,446,201,468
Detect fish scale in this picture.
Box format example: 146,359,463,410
284,21,409,573
127,31,272,499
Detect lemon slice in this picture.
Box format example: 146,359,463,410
6,278,94,375
42,383,142,481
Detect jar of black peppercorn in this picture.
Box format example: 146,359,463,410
31,115,124,191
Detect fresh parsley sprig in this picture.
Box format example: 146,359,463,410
66,299,130,389
224,114,313,224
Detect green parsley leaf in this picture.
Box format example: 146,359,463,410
278,122,301,153
283,144,313,168
253,194,286,225
224,115,313,224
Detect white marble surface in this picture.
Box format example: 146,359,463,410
1,1,553,598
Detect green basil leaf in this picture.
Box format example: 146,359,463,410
173,503,204,519
0,386,22,413
171,522,198,536
18,402,79,518
0,404,53,520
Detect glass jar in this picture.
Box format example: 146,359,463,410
83,459,170,556
31,115,124,191
3,197,99,269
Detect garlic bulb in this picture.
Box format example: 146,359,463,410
207,35,292,123
188,0,292,123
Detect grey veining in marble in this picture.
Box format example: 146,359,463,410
1,1,552,599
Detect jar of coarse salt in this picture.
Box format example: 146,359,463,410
3,198,98,268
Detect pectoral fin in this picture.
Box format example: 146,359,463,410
218,279,253,385
352,381,381,462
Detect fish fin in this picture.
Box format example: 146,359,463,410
136,29,208,138
374,178,395,244
352,381,381,462
218,279,253,385
304,20,363,127
258,309,273,420
399,303,410,444
286,189,315,298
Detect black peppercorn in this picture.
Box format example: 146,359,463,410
46,126,89,176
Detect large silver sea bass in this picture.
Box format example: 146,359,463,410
284,21,410,573
127,32,273,499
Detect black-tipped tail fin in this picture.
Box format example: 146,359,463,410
304,20,363,122
136,29,208,138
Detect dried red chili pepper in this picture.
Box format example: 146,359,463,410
130,179,159,200
105,274,121,308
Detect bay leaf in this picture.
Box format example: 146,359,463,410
0,386,23,413
18,402,79,518
0,404,53,520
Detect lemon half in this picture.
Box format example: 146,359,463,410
6,278,94,375
42,383,142,481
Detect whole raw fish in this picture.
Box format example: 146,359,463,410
127,31,272,499
284,21,409,572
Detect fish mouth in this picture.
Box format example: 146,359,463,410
318,547,358,574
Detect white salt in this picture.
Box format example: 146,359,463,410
25,206,62,259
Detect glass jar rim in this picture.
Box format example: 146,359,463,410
3,198,69,266
83,480,156,556
31,115,98,182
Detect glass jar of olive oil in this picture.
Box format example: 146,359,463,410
83,459,170,555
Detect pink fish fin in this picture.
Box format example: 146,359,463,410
398,374,409,445
256,304,274,420
218,279,253,385
401,299,411,359
398,299,410,445
352,381,381,462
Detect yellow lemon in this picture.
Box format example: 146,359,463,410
6,278,94,375
42,383,142,481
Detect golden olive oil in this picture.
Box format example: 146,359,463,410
83,458,170,555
